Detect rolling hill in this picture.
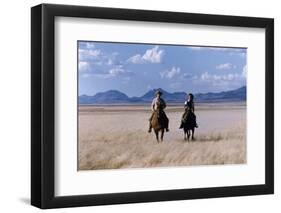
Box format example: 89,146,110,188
79,86,246,104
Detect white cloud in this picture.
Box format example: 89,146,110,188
79,48,122,66
87,49,101,57
79,42,95,49
142,46,164,63
106,54,122,66
108,67,127,76
127,46,164,64
192,62,246,91
86,42,95,49
201,71,241,82
198,69,246,89
215,63,234,70
160,67,181,79
90,66,133,79
127,54,143,64
79,42,121,66
78,61,89,72
160,67,194,81
79,48,101,62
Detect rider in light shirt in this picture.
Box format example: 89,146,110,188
148,90,169,133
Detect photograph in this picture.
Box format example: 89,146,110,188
30,3,274,209
78,41,247,170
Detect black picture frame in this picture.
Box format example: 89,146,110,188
31,3,274,209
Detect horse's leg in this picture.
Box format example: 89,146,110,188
184,130,186,141
184,129,188,141
187,129,190,141
154,129,159,142
160,129,164,142
191,128,195,141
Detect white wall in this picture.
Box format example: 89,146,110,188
0,0,279,212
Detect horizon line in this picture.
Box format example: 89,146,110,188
79,85,246,97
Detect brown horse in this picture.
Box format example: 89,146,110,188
182,111,196,141
151,109,168,142
151,102,169,142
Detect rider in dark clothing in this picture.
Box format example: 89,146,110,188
179,93,198,129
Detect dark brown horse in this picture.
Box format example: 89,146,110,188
151,109,169,142
182,111,196,141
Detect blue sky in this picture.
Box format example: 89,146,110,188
78,41,247,97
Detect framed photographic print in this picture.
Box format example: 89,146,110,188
31,3,274,209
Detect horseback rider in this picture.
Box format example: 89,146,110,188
179,93,198,129
148,90,169,133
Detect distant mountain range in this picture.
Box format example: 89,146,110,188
79,86,246,104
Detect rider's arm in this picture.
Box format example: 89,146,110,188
151,98,155,111
184,101,188,110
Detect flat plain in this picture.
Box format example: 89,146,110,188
78,102,246,170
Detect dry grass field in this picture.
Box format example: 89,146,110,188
78,103,246,170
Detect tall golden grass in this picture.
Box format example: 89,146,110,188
78,104,246,170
